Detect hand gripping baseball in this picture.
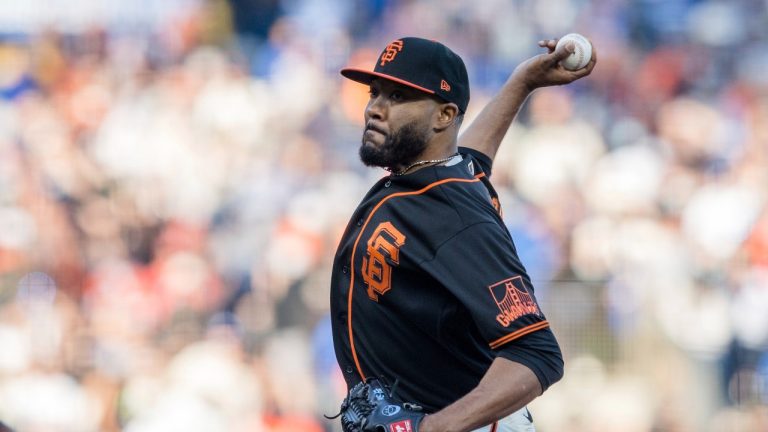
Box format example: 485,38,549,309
513,35,597,91
333,378,426,432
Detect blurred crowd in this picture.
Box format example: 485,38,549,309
0,0,767,431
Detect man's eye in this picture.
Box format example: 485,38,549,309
390,91,403,101
368,88,379,97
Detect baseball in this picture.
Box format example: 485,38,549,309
556,33,592,71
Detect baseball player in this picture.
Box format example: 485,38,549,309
330,36,596,431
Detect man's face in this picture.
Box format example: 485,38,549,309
359,79,437,170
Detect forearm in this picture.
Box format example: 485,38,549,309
458,37,596,163
419,357,542,432
458,72,532,161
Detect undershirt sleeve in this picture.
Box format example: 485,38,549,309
458,146,493,177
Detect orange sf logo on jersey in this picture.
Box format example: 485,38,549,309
380,40,404,66
361,222,406,301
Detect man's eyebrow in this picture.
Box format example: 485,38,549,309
395,86,430,98
372,82,430,99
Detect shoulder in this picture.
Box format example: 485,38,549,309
458,146,493,177
427,172,501,230
380,154,502,228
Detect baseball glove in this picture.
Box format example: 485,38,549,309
330,378,426,432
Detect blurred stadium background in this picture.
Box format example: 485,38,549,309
0,0,767,431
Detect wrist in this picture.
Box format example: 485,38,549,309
508,70,536,94
419,415,435,432
419,414,459,432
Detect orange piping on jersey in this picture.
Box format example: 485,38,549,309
473,172,503,215
489,321,549,350
348,176,482,380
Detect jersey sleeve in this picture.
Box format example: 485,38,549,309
421,221,548,351
496,327,564,391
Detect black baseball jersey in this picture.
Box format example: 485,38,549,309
330,147,560,412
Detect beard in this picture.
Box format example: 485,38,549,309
359,120,430,170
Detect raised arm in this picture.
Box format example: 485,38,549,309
458,38,597,163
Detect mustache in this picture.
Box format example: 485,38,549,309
365,123,387,135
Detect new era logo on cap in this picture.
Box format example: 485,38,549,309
340,37,470,112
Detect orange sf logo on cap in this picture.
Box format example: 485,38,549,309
380,40,404,66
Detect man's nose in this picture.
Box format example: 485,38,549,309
365,96,385,121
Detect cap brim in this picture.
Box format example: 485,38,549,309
340,68,435,95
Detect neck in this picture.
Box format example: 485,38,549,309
387,128,459,174
388,151,459,176
398,138,458,171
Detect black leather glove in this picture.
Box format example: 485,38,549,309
335,378,426,432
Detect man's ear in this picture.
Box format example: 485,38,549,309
433,103,460,132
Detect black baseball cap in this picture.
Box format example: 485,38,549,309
341,37,470,113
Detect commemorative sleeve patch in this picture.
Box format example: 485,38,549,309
488,276,542,327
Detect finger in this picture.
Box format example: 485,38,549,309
539,39,573,69
552,40,575,62
538,39,557,53
575,43,597,77
546,39,557,50
571,49,597,78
